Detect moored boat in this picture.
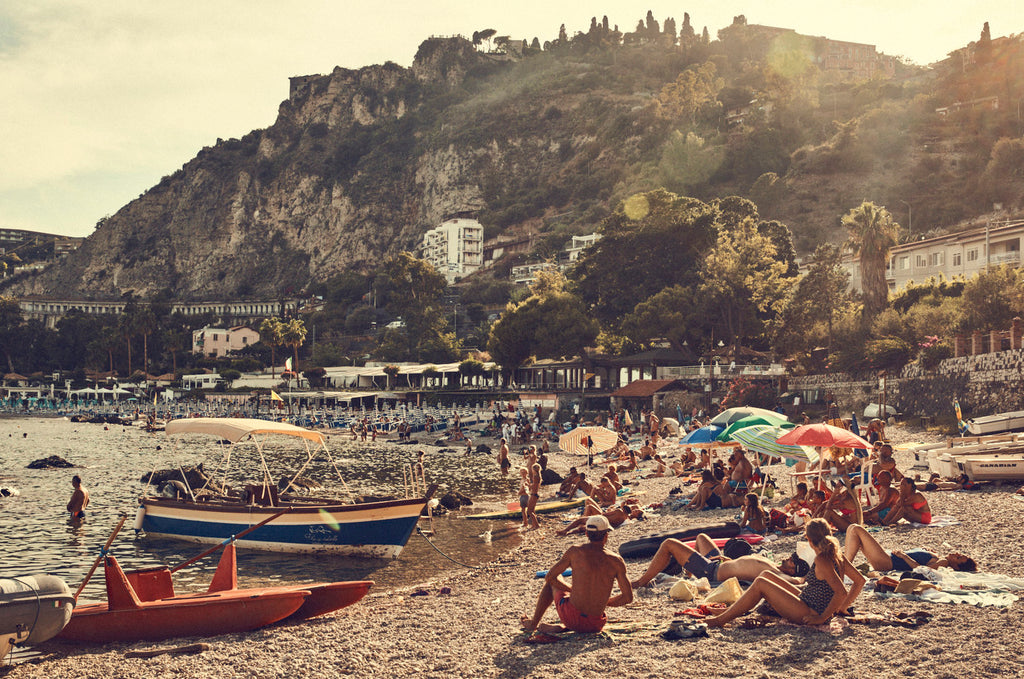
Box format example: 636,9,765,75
135,418,435,558
966,409,1024,436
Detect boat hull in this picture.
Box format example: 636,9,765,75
140,496,429,559
0,575,74,645
967,410,1024,436
958,453,1024,481
287,581,373,621
61,588,309,643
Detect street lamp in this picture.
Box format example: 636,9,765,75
898,200,912,241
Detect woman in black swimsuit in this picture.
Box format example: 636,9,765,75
707,518,865,627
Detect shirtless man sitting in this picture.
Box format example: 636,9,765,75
862,470,899,525
522,516,633,634
592,476,618,507
631,532,810,588
556,468,580,498
728,449,753,493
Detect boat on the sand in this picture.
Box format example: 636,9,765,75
966,409,1024,436
58,543,372,644
135,418,435,559
1,575,74,658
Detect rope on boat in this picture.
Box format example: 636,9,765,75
414,527,515,570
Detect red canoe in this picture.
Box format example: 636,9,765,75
59,545,372,643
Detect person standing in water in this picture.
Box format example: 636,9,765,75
67,475,90,521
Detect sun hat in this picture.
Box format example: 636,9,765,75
585,515,612,533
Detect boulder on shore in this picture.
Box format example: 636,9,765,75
27,455,75,469
439,490,473,511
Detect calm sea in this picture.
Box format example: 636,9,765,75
0,416,521,601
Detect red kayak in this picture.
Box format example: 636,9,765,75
59,545,372,643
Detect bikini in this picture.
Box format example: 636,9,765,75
799,560,840,615
911,499,931,524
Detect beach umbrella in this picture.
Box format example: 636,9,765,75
716,413,794,441
776,423,872,449
661,417,680,435
729,425,819,465
709,406,784,427
680,424,725,444
558,426,620,456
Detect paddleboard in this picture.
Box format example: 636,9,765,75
467,498,585,520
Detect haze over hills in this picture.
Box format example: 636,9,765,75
3,16,1022,302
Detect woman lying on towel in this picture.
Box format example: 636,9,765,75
843,524,977,572
706,518,865,627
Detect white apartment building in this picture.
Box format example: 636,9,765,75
192,326,260,358
886,220,1024,290
562,233,602,263
421,214,484,283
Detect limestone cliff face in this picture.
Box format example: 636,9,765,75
6,37,660,300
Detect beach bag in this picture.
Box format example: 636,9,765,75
704,577,742,604
669,579,698,601
723,537,753,559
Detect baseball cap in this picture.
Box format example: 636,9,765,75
585,515,612,533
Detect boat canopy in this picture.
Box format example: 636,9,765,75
165,417,326,445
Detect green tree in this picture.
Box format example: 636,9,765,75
699,217,794,352
376,252,450,361
281,318,308,372
843,201,900,323
655,62,723,124
488,272,599,376
958,265,1024,332
0,296,23,373
776,243,852,356
620,285,710,354
570,189,717,329
259,317,286,376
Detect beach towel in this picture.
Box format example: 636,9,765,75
908,515,961,528
872,566,1024,607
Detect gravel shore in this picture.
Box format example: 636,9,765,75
7,423,1023,679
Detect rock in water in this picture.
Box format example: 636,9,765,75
27,455,75,469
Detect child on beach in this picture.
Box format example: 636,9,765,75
739,492,767,533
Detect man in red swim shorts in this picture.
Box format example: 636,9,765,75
521,515,633,635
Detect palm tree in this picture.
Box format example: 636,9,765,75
281,318,307,375
843,201,900,323
259,318,285,377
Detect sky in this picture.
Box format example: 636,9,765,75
1,1,1018,238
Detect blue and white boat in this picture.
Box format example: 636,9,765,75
136,418,435,559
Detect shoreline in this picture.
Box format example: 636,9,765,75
7,422,1024,678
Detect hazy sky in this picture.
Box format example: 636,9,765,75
1,1,1016,237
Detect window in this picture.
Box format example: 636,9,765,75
967,249,978,262
928,252,944,266
915,255,926,267
953,253,961,267
899,256,910,270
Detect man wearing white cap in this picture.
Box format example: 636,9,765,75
521,515,633,635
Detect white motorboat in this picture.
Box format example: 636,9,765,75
966,410,1024,436
955,452,1024,481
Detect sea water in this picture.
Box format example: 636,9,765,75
0,416,521,601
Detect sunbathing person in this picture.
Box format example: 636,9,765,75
889,477,932,524
631,533,810,588
783,482,810,513
843,524,977,572
817,481,862,531
686,471,721,510
605,465,623,491
558,499,643,535
592,476,618,507
921,472,974,491
727,449,753,493
874,443,904,482
556,467,580,498
706,518,865,627
697,448,711,470
681,447,697,468
862,470,900,525
645,454,667,478
522,516,633,634
738,492,768,534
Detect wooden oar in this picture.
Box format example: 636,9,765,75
74,513,128,602
169,508,289,573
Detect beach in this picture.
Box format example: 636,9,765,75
6,423,1024,679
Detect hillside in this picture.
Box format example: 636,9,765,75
4,17,1022,301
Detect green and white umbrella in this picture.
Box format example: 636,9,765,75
729,424,819,464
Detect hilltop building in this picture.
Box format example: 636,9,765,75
510,233,602,286
192,326,260,358
746,24,897,80
421,212,484,283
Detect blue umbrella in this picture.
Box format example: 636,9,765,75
680,424,725,444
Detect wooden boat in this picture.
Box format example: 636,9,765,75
1,574,74,657
59,543,372,644
136,418,435,559
466,497,585,520
966,410,1024,436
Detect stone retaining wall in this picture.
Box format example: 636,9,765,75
789,348,1024,419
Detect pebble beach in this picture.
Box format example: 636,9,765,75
6,423,1024,679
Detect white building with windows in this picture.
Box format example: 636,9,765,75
421,213,484,283
886,220,1024,290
